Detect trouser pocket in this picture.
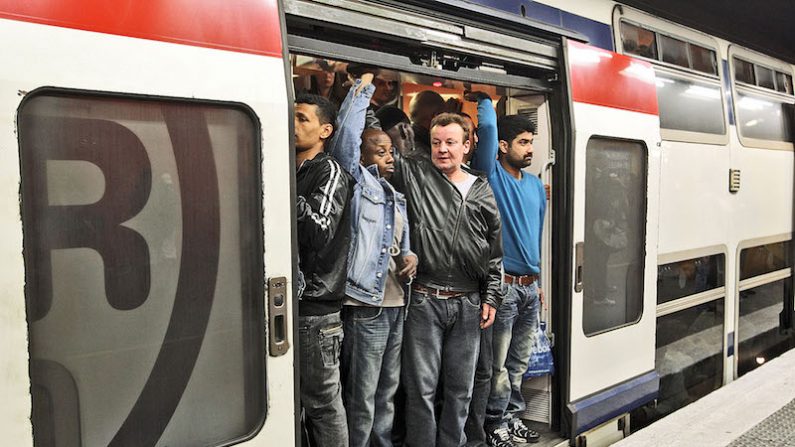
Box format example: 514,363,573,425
320,323,344,367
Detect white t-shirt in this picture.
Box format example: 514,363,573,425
453,172,477,199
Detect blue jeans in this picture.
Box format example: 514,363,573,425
464,325,493,447
341,306,404,447
299,312,348,447
486,281,540,428
402,289,482,447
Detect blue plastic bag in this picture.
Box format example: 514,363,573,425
524,321,554,378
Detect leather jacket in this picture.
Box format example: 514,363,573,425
391,150,503,309
296,151,353,316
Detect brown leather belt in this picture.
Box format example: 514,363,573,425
504,273,538,286
411,284,469,299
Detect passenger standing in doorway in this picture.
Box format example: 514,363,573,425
294,93,353,447
469,93,545,446
327,69,418,447
391,112,503,447
409,90,446,156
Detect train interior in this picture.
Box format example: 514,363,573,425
290,53,562,444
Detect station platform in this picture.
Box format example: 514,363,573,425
614,348,795,447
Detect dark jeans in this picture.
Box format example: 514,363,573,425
341,306,404,447
299,312,348,447
486,282,540,428
402,289,482,447
464,325,493,447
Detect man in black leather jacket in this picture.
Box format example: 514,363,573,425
294,93,353,447
391,112,503,447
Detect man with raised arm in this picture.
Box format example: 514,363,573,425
294,93,353,447
469,93,545,447
391,109,503,447
326,69,417,447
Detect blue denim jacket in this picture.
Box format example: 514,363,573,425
327,81,413,305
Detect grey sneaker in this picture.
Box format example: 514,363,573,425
507,419,540,443
487,426,516,447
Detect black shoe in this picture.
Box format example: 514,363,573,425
486,426,516,447
507,419,540,444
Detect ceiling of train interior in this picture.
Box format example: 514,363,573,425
621,0,795,65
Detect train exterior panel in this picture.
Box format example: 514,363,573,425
1,1,297,445
1,0,793,446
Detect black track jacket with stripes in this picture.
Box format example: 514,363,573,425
296,151,353,316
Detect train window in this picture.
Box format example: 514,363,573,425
655,71,726,135
689,43,718,76
737,278,795,377
735,90,794,143
583,138,647,336
659,34,689,69
658,254,725,304
631,298,724,430
733,57,756,85
740,241,792,280
755,65,776,90
775,71,793,95
18,92,266,447
620,21,658,60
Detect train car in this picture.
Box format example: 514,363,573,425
1,1,792,446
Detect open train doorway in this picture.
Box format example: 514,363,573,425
284,0,567,442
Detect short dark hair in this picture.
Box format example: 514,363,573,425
497,115,535,145
375,106,409,131
295,93,338,139
430,112,470,142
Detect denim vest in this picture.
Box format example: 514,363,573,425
346,165,412,305
327,80,413,306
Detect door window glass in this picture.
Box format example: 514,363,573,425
19,92,265,447
583,138,647,335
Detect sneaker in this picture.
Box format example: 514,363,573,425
507,419,540,444
486,426,516,447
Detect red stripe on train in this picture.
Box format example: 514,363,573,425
568,40,659,116
0,0,282,57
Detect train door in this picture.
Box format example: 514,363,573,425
1,2,297,446
561,40,661,444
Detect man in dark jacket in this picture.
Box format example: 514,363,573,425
295,93,353,447
409,90,445,156
391,112,503,447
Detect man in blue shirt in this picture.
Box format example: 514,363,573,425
470,94,545,446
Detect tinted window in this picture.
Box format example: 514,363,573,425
621,22,658,60
19,93,265,447
658,254,725,304
734,57,756,85
659,34,689,69
689,43,717,75
737,279,795,377
776,71,793,95
632,299,724,430
655,71,726,135
740,241,792,280
583,138,647,335
756,65,776,89
735,91,795,143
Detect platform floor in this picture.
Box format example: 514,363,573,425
614,348,795,447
